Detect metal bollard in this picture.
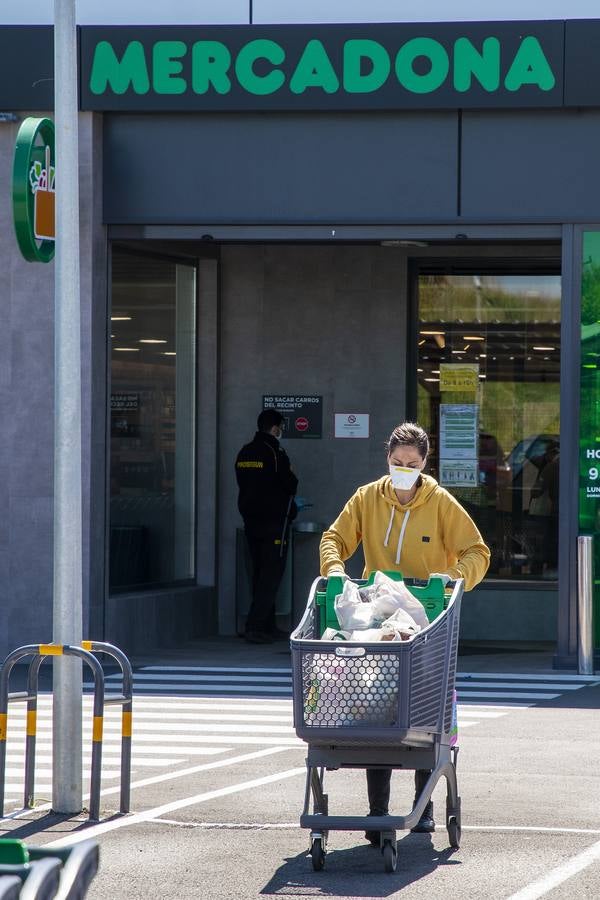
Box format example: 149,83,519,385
82,641,133,814
577,536,594,675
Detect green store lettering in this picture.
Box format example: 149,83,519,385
90,36,556,97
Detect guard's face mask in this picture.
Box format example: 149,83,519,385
389,465,421,491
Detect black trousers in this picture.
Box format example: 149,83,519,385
366,768,432,816
244,532,288,633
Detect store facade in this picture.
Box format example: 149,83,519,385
1,5,599,666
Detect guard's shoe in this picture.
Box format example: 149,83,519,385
244,630,274,644
411,801,435,833
269,627,290,640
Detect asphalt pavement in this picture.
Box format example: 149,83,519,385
0,640,598,899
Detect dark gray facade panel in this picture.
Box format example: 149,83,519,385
0,27,54,110
564,20,600,107
103,112,458,223
461,110,600,220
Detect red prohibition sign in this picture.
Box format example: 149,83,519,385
295,417,309,432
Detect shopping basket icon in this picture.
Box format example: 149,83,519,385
290,573,463,873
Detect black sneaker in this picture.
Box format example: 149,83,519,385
269,627,290,640
244,630,274,644
411,801,435,833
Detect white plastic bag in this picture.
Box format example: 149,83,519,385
380,607,421,640
369,571,430,630
334,579,376,630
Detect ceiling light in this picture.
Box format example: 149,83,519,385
417,368,423,373
111,316,132,321
424,377,439,382
533,346,555,351
463,335,485,341
431,370,440,374
479,354,487,358
452,350,466,355
113,347,140,352
420,331,445,336
139,339,167,344
419,339,426,346
162,352,176,356
479,374,487,379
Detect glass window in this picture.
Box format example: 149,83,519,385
417,272,560,581
109,247,197,591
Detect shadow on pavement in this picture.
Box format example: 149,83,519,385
260,834,461,896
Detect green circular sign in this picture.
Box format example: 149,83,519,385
12,117,55,263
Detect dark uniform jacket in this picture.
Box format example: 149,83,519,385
235,432,298,538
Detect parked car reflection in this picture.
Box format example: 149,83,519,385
497,434,559,514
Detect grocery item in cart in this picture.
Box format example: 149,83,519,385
303,652,399,726
334,571,429,631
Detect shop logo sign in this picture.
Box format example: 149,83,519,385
88,34,556,101
12,117,55,263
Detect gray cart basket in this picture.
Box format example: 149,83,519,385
290,575,464,873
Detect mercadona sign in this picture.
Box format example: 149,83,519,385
79,23,564,111
12,117,55,263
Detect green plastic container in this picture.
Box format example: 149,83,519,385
0,839,29,865
315,571,448,637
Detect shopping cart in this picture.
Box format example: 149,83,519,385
0,838,99,899
290,573,463,873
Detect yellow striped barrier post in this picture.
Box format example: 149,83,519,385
0,643,107,820
82,641,133,814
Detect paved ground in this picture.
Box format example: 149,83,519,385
0,642,599,899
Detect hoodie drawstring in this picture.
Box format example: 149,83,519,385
383,507,395,547
395,510,410,565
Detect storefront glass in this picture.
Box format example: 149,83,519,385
417,272,561,580
109,247,197,591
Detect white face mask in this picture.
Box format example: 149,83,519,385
389,465,421,491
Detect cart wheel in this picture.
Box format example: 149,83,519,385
447,816,461,849
382,840,397,873
311,838,326,871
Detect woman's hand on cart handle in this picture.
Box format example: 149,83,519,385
430,572,451,586
327,567,349,582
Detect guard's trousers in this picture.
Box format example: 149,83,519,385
244,532,288,633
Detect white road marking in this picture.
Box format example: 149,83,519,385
145,821,600,835
457,691,559,701
458,681,583,691
457,672,599,683
131,666,293,675
46,762,306,848
90,683,294,694
506,837,600,899
3,746,292,820
107,673,293,683
464,825,600,835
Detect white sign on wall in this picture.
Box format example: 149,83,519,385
334,413,370,438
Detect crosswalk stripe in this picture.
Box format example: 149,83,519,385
107,673,293,684
457,690,559,701
85,682,293,694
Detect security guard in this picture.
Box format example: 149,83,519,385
235,409,298,643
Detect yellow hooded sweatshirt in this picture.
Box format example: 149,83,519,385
320,474,490,591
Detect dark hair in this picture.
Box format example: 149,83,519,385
257,408,284,432
387,422,429,460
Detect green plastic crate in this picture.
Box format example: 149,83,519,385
0,840,28,865
315,570,448,637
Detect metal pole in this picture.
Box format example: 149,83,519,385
53,0,83,813
577,536,594,675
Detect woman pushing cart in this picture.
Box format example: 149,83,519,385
290,422,490,871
